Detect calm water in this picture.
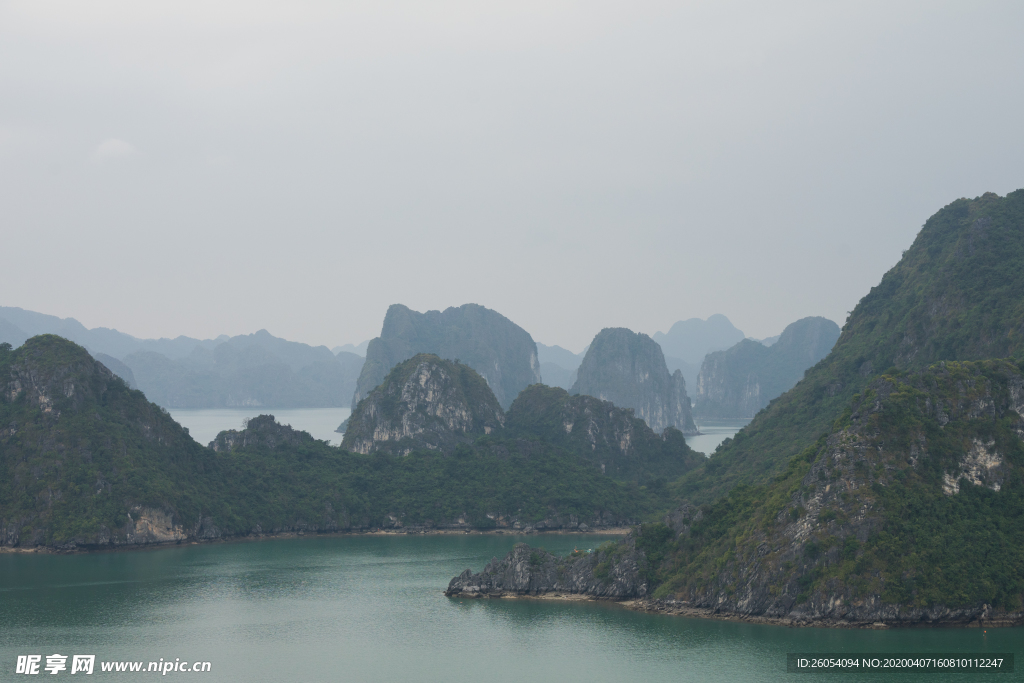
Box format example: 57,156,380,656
1,535,1017,682
169,408,351,447
686,418,753,455
166,408,740,453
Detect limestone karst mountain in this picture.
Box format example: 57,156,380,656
652,314,746,390
342,354,505,456
0,337,674,547
0,335,220,549
680,189,1024,504
351,303,541,410
343,354,703,481
570,328,697,435
495,190,1024,627
507,384,704,480
693,316,840,418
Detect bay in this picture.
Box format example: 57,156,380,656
686,417,752,455
1,535,1017,682
169,407,351,447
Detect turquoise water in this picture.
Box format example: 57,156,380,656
0,535,1018,682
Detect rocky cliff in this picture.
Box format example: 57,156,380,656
694,316,840,418
644,360,1024,626
506,384,703,480
352,304,541,410
445,535,649,599
342,354,504,455
570,328,696,435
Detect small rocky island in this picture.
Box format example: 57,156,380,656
445,536,649,600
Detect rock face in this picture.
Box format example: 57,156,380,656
694,316,840,418
506,384,704,480
342,354,504,455
445,536,649,599
570,328,696,435
352,304,541,410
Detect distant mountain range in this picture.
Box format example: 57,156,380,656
1,304,834,430
0,307,365,409
652,315,747,392
693,317,840,418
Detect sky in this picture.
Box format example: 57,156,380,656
2,1,1022,353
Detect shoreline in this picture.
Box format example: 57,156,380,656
447,593,1024,630
0,526,632,556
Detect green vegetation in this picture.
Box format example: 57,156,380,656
213,432,669,532
0,336,675,547
506,384,704,482
641,360,1024,614
676,190,1024,505
0,336,218,544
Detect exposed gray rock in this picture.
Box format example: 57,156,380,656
342,354,504,455
571,328,696,434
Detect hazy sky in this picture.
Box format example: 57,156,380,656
2,1,1022,352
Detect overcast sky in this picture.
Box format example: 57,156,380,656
2,1,1022,352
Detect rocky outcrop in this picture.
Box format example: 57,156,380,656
694,317,840,418
210,414,317,451
342,354,504,455
352,304,541,410
506,384,704,480
570,328,696,434
445,536,649,599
